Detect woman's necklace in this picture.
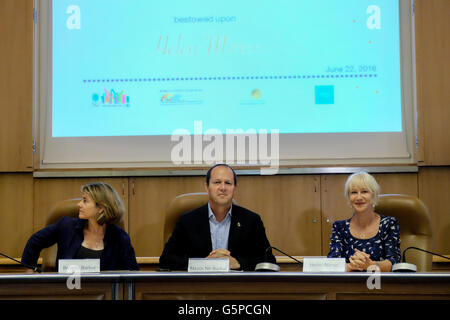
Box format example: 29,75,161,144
84,226,105,250
351,214,379,239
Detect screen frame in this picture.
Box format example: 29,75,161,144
34,0,417,172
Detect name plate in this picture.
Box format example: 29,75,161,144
58,259,100,273
303,257,346,272
188,258,230,272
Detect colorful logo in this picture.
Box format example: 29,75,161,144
92,89,130,107
160,90,203,105
251,89,262,99
160,93,182,103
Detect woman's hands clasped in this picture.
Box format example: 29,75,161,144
347,248,374,271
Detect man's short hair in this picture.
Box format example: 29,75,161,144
205,164,237,186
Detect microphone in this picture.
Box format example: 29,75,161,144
392,247,450,272
255,246,302,272
0,252,42,273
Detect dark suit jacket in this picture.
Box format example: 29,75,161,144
21,216,139,271
159,204,276,271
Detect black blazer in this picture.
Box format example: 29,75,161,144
159,204,276,271
21,217,139,271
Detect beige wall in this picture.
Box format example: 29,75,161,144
0,0,449,259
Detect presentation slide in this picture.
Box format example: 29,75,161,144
52,0,402,138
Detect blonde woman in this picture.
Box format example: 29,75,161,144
327,172,400,272
22,182,138,271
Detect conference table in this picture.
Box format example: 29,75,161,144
1,271,449,300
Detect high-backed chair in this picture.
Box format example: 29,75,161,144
41,198,125,272
375,194,433,271
163,193,210,245
41,199,81,272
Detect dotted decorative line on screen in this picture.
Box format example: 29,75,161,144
82,74,378,83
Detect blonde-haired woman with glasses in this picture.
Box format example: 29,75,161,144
327,172,401,272
22,182,139,271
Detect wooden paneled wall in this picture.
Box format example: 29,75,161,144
0,0,33,172
0,1,449,261
234,175,321,256
3,173,419,258
415,0,450,165
0,174,33,256
419,168,450,254
2,171,450,260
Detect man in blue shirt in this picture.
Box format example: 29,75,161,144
159,164,276,271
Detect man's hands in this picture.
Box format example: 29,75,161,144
207,248,241,269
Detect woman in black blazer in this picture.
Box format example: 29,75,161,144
22,182,139,271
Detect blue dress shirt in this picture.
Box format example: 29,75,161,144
208,202,232,251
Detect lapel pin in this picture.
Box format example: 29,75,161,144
237,222,241,227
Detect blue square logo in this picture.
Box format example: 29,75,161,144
315,85,334,104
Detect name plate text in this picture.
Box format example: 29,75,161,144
58,259,100,273
303,257,346,272
188,258,230,272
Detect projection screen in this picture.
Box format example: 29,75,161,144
35,0,417,173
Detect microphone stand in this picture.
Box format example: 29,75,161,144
403,247,450,262
255,246,302,272
0,252,42,273
392,247,450,272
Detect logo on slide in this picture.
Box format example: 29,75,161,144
161,93,180,103
92,89,130,107
160,90,202,105
251,89,262,99
314,85,334,104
